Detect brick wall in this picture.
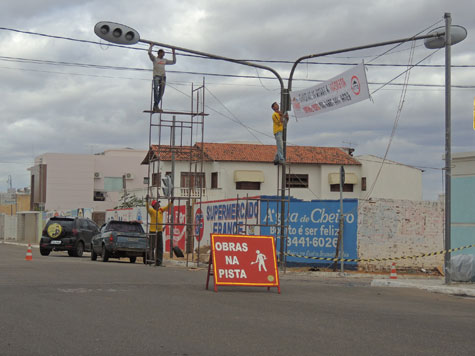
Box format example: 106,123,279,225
357,199,444,271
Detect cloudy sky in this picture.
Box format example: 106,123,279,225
1,0,474,200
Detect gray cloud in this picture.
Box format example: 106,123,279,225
0,0,474,200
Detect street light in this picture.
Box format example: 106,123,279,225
286,14,465,278
423,14,467,284
94,21,285,99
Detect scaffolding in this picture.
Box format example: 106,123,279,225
144,78,207,266
143,78,292,269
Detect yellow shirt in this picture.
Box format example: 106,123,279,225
147,203,170,232
272,111,284,134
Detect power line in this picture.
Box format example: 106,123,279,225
1,56,475,90
0,26,473,69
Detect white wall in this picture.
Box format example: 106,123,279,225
0,214,17,240
155,156,423,203
356,155,422,201
38,149,148,211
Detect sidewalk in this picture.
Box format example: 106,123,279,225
371,277,475,297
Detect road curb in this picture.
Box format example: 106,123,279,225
371,279,475,297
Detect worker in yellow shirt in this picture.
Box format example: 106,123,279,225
147,198,172,266
271,102,288,165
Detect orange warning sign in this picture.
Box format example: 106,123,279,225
206,234,280,293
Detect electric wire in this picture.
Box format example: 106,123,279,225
365,40,416,199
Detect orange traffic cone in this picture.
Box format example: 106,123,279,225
390,262,397,279
25,244,33,261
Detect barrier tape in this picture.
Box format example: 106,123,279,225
284,244,475,263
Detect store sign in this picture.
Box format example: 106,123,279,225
261,200,358,265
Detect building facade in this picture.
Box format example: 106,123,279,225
452,152,475,255
29,148,148,212
142,143,423,202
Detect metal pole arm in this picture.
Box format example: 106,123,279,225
141,38,284,90
288,32,443,91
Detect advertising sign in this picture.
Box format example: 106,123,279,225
290,63,369,119
208,234,280,293
193,198,259,247
164,205,186,252
260,200,358,265
105,207,146,230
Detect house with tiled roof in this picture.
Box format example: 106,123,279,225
142,142,422,201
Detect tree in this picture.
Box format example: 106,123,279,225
115,192,145,209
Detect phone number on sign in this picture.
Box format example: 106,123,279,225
287,236,338,248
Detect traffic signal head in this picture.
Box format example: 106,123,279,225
94,21,140,45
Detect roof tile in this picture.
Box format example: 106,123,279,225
142,142,360,165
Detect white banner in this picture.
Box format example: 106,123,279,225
290,63,370,118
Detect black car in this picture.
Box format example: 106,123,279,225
39,216,99,257
91,220,148,263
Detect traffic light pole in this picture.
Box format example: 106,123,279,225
136,37,289,268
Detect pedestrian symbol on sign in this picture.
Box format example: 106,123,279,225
251,250,267,272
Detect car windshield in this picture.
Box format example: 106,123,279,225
107,222,144,233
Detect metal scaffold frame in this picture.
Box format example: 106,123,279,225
144,78,208,267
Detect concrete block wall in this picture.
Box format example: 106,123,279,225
0,214,17,240
357,199,444,271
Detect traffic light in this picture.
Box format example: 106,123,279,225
162,175,174,198
94,21,140,45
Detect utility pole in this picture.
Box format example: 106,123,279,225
339,166,345,273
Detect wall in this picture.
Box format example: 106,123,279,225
17,212,42,244
156,156,422,202
356,155,423,201
452,152,475,255
0,194,30,216
357,199,444,271
31,150,148,212
0,214,17,240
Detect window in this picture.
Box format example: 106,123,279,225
286,174,308,188
181,172,205,188
93,191,105,201
236,181,261,190
361,177,367,191
104,177,123,192
330,184,354,192
152,173,161,187
211,172,218,189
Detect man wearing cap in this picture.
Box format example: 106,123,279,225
147,198,172,266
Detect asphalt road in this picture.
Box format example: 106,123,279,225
1,243,474,356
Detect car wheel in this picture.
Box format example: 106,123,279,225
74,241,84,257
101,245,109,262
40,247,50,256
91,246,97,261
129,256,137,263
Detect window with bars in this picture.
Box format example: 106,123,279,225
181,172,205,188
151,173,161,187
286,174,309,188
236,181,261,190
330,184,354,192
211,172,218,189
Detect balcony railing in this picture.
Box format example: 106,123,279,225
179,187,206,198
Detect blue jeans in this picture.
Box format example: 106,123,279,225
153,75,166,107
274,131,284,162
